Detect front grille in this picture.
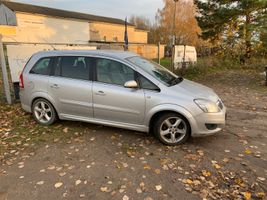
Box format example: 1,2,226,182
217,100,224,110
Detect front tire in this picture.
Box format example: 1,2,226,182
154,113,190,145
32,98,57,125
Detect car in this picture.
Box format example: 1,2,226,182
19,50,226,145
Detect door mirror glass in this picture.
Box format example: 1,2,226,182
124,80,138,88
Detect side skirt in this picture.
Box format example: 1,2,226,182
59,114,149,133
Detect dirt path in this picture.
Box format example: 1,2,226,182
0,71,266,200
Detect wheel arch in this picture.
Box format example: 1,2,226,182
147,104,195,134
31,93,58,115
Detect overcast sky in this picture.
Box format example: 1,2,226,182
12,0,164,21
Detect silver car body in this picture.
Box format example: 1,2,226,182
20,50,226,137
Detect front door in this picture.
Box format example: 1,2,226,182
92,58,145,125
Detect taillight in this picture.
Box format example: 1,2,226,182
19,73,24,88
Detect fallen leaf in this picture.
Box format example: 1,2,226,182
36,181,44,185
100,187,108,192
75,180,82,186
59,172,66,177
202,170,211,177
155,185,162,191
6,161,13,166
256,192,265,198
54,182,63,188
245,149,252,155
48,165,56,170
143,164,151,170
213,163,221,169
63,128,68,133
257,177,266,182
193,180,201,186
136,188,142,194
243,192,251,200
122,195,129,200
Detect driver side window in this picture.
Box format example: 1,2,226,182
95,58,135,86
138,74,160,92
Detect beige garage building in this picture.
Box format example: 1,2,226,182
0,1,164,59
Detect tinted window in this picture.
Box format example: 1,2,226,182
96,58,135,86
139,75,160,91
30,57,52,75
54,56,91,81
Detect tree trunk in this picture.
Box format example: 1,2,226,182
245,13,252,59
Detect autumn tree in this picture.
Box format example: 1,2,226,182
129,15,163,44
194,0,267,58
156,0,202,47
129,15,151,30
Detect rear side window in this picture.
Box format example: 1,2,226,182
53,56,92,81
30,57,52,75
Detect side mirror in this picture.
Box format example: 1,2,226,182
124,80,138,89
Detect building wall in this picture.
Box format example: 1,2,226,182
129,44,165,59
133,30,148,44
96,43,165,59
2,12,90,44
90,22,148,44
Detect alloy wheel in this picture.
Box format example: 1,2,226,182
159,117,187,144
33,101,52,124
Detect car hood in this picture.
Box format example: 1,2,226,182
171,79,219,102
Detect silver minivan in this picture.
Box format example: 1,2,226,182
19,50,226,145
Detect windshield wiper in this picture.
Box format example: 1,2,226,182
168,77,184,86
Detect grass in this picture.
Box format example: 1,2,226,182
158,56,267,91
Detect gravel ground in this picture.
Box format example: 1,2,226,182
0,70,266,200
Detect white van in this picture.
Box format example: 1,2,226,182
174,45,197,69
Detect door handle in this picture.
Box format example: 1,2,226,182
50,84,60,89
95,91,106,96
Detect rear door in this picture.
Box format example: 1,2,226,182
48,56,93,119
92,57,146,125
25,56,53,97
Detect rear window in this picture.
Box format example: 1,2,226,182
30,57,52,76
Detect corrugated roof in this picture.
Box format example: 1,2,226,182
0,1,134,26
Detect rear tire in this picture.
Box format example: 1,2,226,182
153,113,190,145
32,98,57,125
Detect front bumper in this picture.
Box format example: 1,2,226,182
190,106,227,137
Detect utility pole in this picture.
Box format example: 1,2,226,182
0,34,12,104
158,41,160,64
171,0,179,72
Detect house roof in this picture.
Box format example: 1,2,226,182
0,1,134,26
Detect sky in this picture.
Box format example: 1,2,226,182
12,0,164,21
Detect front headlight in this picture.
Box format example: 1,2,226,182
194,99,220,113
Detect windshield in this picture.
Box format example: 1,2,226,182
127,56,182,86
